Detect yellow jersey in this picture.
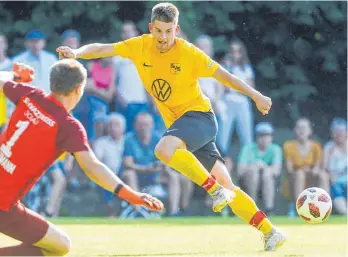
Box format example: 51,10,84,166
0,91,6,127
113,34,219,128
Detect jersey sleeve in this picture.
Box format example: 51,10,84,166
112,36,142,62
3,81,35,105
193,46,219,77
57,118,90,153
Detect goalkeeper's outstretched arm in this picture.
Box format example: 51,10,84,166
57,43,116,60
74,149,164,211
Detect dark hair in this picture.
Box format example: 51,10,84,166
228,38,250,66
50,59,87,96
151,3,179,23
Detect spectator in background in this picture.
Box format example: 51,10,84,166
114,21,148,131
123,112,192,216
217,38,254,159
86,57,116,139
41,156,67,218
195,34,228,170
323,118,347,215
13,29,57,93
0,34,12,131
283,118,330,216
94,113,126,217
0,34,12,70
61,29,81,50
237,122,282,215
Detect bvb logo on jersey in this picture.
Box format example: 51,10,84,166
170,63,181,75
152,79,172,102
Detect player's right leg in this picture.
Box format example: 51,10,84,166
0,202,70,256
209,160,286,251
154,111,234,212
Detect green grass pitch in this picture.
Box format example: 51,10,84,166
0,216,346,257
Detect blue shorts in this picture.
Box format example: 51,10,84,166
331,182,347,199
163,111,224,172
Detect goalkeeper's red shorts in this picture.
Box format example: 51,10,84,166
0,201,49,244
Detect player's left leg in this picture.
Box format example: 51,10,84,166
193,142,285,251
209,159,286,251
0,202,70,256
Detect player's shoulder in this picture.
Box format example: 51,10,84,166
177,38,197,53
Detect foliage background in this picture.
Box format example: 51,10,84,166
0,1,346,140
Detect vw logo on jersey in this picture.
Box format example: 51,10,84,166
152,79,172,102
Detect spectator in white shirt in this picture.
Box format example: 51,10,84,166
114,21,148,131
13,30,57,93
93,113,126,216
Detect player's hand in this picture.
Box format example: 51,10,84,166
56,46,77,59
117,184,164,211
139,193,164,211
253,93,272,115
12,63,34,83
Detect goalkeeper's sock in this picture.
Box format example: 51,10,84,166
167,149,219,194
229,188,273,235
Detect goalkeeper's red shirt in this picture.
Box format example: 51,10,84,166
0,81,90,211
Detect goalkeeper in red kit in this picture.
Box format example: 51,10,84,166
0,61,164,256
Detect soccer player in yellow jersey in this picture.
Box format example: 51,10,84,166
57,2,286,251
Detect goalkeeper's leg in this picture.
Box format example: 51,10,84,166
0,202,70,256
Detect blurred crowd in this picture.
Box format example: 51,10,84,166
0,22,346,218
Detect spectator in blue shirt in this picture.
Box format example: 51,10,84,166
123,112,192,216
237,122,282,215
13,30,57,93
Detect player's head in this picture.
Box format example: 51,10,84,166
49,59,87,111
149,3,180,53
195,34,214,57
295,117,312,141
121,21,139,40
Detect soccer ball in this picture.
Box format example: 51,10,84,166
296,187,332,224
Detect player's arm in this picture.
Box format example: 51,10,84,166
212,65,272,115
74,150,163,211
57,42,118,60
0,63,34,94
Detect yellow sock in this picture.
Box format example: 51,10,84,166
167,149,218,194
229,188,273,235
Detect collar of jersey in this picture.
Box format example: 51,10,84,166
47,94,68,113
